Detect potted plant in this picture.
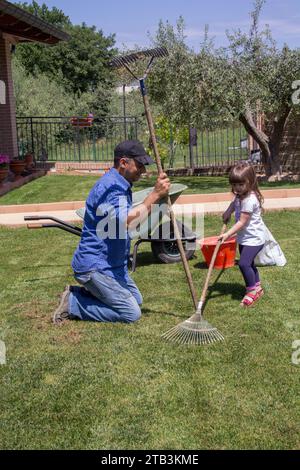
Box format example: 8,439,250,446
0,154,9,183
24,152,35,170
70,113,94,128
10,156,26,180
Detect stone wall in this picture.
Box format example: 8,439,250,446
280,113,300,172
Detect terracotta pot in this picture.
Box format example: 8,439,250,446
10,160,26,180
70,117,93,128
25,153,34,169
0,167,9,184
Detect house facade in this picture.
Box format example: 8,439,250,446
0,0,69,159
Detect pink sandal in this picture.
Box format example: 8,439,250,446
256,287,264,299
240,291,261,308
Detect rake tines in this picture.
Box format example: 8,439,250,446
162,313,224,346
110,47,168,68
162,226,228,346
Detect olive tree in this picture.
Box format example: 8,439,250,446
224,0,300,176
149,1,300,176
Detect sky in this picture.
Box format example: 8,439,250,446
40,0,300,50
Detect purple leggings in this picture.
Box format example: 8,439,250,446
238,244,264,289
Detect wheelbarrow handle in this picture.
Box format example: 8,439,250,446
24,215,82,233
27,223,43,229
24,216,43,221
27,222,82,236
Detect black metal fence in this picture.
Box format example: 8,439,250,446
16,116,249,167
16,116,138,163
160,125,249,169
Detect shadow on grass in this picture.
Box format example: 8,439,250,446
21,264,71,270
206,282,244,302
130,251,157,270
24,275,71,282
194,261,209,270
194,261,239,270
195,267,244,311
260,180,299,188
141,306,181,318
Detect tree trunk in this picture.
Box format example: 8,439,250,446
239,108,271,174
239,106,291,177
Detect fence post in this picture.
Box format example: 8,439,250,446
134,117,138,140
92,125,96,161
76,126,81,162
123,85,127,140
169,125,174,169
189,126,195,175
30,117,35,155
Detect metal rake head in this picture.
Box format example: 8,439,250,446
110,47,168,68
162,317,224,346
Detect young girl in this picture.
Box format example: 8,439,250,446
220,162,265,307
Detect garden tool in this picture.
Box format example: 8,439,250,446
110,47,198,310
162,225,227,345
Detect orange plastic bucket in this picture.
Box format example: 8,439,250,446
200,236,237,269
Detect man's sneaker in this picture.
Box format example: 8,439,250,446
53,285,71,325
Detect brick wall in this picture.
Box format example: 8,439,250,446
0,34,18,159
279,113,300,172
55,161,113,172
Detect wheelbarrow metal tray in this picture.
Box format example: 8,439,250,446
132,183,187,207
75,183,187,220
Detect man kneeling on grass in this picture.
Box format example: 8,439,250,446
53,140,170,324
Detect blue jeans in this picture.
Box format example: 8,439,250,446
69,271,143,323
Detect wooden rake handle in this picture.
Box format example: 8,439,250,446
200,224,227,304
141,90,198,309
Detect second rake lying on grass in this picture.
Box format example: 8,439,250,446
110,48,224,345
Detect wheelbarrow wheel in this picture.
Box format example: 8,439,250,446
150,220,196,264
151,239,195,264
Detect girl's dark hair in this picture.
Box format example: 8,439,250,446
229,161,264,208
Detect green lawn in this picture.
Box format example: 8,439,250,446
1,174,300,205
0,211,299,449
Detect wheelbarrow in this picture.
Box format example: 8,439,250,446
24,183,197,271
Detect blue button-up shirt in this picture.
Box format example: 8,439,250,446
72,168,132,281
